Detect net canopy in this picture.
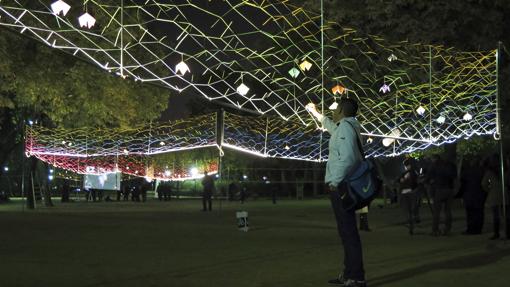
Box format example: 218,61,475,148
1,0,497,167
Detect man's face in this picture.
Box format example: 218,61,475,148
332,105,343,123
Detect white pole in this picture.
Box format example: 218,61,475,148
496,42,507,241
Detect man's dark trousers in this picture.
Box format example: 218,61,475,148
202,191,212,211
330,183,365,281
432,187,453,233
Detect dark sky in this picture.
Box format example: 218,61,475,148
159,93,190,121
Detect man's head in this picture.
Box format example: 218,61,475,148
332,97,358,122
430,154,441,163
403,158,412,170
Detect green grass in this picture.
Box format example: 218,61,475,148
0,198,508,287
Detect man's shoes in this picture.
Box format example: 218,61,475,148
430,230,440,237
344,279,367,287
328,274,345,285
328,275,366,287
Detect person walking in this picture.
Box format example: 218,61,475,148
201,171,214,211
306,98,366,287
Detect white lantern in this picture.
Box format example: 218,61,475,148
237,83,250,96
51,1,71,16
416,106,426,116
175,61,190,76
78,13,96,29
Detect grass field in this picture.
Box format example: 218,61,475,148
0,197,508,287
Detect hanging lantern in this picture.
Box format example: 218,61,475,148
416,106,426,116
78,12,96,29
51,0,71,16
379,84,391,94
299,60,312,71
237,83,250,96
288,67,300,78
331,84,346,95
175,61,190,76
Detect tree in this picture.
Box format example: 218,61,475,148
0,29,171,208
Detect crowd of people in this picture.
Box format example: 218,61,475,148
391,153,510,240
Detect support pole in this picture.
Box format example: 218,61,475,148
319,0,324,162
496,41,507,241
216,110,225,178
264,117,268,156
21,120,25,212
429,45,433,142
120,0,124,78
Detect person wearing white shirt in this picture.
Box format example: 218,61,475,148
306,98,366,287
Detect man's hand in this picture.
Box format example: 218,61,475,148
305,103,323,121
328,184,337,193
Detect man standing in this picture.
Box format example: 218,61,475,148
201,171,214,211
306,98,366,287
427,154,457,236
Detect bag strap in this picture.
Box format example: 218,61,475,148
344,120,365,160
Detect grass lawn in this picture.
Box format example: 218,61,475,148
0,197,508,287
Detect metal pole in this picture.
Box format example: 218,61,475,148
496,42,507,241
264,117,268,156
429,45,433,142
21,120,25,212
319,0,324,162
120,0,124,78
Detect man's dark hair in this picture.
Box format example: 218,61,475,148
339,98,358,117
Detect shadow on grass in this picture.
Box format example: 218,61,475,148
369,244,510,287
